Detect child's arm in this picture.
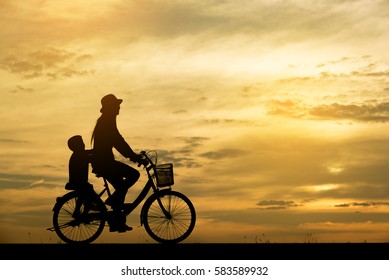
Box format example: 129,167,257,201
85,149,94,163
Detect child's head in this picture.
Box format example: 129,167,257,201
67,135,85,152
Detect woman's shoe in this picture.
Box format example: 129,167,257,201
118,224,133,233
109,223,133,233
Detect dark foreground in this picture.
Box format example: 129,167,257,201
1,243,388,260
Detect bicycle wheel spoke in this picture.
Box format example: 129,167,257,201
56,221,75,230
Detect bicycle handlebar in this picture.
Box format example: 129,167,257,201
137,150,155,168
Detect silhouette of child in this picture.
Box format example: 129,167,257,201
66,135,94,191
65,135,99,216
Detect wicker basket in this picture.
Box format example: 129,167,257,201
155,163,174,187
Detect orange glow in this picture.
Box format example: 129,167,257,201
1,0,389,243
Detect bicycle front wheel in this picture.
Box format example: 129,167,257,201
143,190,196,244
52,191,106,244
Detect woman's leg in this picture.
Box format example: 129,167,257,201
105,161,140,207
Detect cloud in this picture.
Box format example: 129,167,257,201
139,137,209,168
0,47,94,79
335,201,389,207
264,53,389,122
266,99,307,119
200,119,256,127
156,149,202,168
11,85,34,93
199,148,247,160
267,99,389,123
179,137,209,149
2,0,389,243
317,56,355,68
309,102,389,122
256,200,301,210
123,0,389,45
4,0,387,58
0,138,28,144
292,183,389,202
350,70,389,78
194,133,389,206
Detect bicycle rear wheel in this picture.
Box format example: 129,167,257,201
143,190,196,244
52,191,106,244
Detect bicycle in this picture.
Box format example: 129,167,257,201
47,150,196,244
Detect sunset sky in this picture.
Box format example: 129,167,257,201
1,0,389,243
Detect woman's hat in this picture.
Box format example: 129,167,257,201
101,94,123,108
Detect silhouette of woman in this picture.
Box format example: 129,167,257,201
91,94,146,231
